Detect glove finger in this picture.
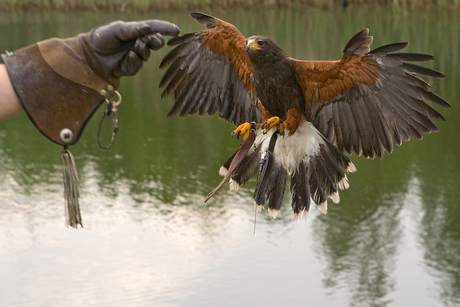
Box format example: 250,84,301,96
142,20,180,36
115,51,143,77
117,21,150,41
91,20,179,49
100,21,155,43
91,21,142,49
115,20,178,42
141,33,165,51
134,39,151,61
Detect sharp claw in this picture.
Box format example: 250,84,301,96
261,117,280,133
261,120,268,130
232,122,260,140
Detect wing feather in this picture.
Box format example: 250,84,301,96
387,52,434,62
362,93,393,157
370,42,409,54
402,62,445,78
330,101,341,145
160,13,260,126
382,78,441,129
350,96,376,158
293,29,450,158
342,101,361,155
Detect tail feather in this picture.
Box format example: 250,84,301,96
306,140,356,213
215,121,356,219
308,138,355,214
254,152,270,207
309,161,328,209
254,151,287,218
290,161,310,219
267,153,287,218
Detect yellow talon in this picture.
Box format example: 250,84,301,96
232,122,258,140
261,116,280,133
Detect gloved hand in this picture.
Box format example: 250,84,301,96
75,20,180,88
2,19,180,145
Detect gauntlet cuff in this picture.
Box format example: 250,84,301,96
2,42,109,145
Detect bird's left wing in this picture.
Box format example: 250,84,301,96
159,13,260,126
293,29,450,158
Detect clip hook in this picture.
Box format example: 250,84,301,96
97,91,121,149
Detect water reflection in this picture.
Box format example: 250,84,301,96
0,7,459,307
313,159,406,306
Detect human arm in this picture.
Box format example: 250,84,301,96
0,64,23,120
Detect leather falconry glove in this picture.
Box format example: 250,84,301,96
2,19,180,145
1,20,180,228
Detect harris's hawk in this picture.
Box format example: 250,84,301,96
160,13,450,219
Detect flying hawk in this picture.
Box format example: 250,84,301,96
160,13,450,219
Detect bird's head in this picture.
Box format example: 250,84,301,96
246,36,267,52
245,36,287,65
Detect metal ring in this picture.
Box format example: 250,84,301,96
104,90,122,106
112,91,122,106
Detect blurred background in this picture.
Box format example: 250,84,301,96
0,2,459,306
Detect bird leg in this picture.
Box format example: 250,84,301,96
281,108,302,136
232,109,299,139
232,121,259,140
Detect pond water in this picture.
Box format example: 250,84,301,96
0,6,459,307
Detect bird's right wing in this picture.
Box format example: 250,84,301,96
159,12,261,126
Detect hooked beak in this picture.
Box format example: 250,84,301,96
246,39,259,52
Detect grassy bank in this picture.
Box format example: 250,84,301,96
0,0,459,12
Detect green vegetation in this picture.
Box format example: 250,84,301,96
0,0,459,12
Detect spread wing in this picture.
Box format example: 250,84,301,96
159,12,260,126
293,29,450,158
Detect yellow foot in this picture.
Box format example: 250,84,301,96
232,122,258,140
261,116,280,133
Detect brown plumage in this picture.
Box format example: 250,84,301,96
160,13,450,219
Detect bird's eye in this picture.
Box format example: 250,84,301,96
257,40,265,47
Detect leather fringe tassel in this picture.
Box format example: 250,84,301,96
61,147,82,228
